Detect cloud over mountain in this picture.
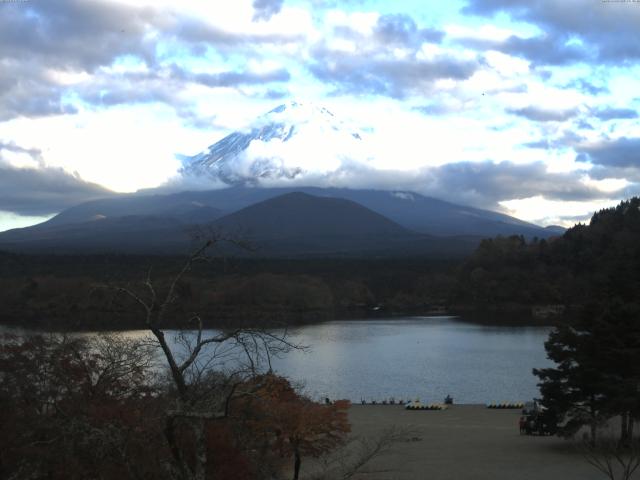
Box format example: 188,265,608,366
0,142,113,216
0,0,637,230
174,102,623,213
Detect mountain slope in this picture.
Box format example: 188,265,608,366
213,192,408,239
0,215,192,254
209,192,478,257
0,192,479,257
36,186,559,239
40,194,223,228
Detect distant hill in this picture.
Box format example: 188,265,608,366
0,192,480,257
208,192,473,257
35,186,559,239
214,192,408,238
301,187,552,238
41,194,224,228
0,215,192,255
543,225,567,235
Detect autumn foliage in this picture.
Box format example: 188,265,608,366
0,335,351,480
233,374,351,479
0,334,167,479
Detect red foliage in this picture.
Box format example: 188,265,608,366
0,334,167,480
206,422,256,480
0,336,351,480
233,374,351,478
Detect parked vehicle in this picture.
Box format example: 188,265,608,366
522,402,557,436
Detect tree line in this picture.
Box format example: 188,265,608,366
454,198,640,310
0,253,457,330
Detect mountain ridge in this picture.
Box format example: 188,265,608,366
0,191,481,257
0,99,566,254
34,186,557,239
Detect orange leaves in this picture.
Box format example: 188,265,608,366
233,373,351,459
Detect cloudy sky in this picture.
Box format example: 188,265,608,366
1,0,639,232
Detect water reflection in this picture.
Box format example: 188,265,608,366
1,316,551,404
268,317,552,404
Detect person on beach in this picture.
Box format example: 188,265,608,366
519,416,526,434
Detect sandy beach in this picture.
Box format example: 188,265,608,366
339,405,605,480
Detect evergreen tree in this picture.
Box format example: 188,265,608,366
534,302,640,444
534,305,610,443
594,302,640,445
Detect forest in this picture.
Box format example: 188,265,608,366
1,198,640,330
0,253,457,330
453,197,640,318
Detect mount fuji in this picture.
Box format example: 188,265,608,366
0,101,565,256
182,101,371,186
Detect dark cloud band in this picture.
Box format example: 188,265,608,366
507,106,578,122
0,142,114,216
463,0,640,65
577,137,640,169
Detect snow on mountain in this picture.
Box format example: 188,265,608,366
182,101,374,186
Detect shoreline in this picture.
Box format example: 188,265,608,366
0,307,558,333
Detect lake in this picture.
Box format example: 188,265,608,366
1,316,552,404
270,316,552,404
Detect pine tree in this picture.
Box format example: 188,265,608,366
534,302,640,444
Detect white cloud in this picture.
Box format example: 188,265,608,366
45,69,93,86
508,83,585,112
484,50,530,76
582,176,630,193
0,104,214,192
1,0,638,230
0,149,41,169
445,24,521,42
0,211,54,233
324,10,379,35
500,196,619,226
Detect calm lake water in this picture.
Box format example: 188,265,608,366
2,316,552,404
270,316,552,404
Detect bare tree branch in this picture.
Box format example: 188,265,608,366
580,436,640,480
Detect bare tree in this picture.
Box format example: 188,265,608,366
110,238,300,480
580,436,640,480
312,426,416,480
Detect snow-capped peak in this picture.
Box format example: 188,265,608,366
266,100,334,118
182,101,369,186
